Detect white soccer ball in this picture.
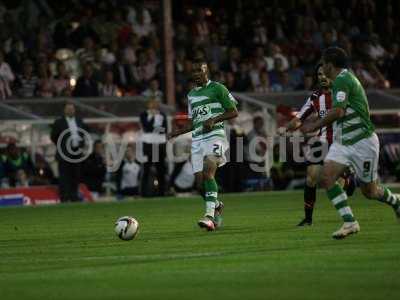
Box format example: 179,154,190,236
114,216,139,240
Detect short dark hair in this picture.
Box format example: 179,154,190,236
313,62,323,87
192,56,207,65
322,47,348,68
64,101,74,107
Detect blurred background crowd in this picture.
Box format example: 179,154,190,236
1,0,400,200
0,0,400,106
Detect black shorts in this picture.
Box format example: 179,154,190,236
305,140,330,166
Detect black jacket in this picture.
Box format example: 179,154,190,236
139,110,168,135
82,152,106,193
73,76,99,97
50,116,89,162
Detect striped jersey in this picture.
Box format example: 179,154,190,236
332,69,374,145
187,80,237,142
296,90,334,144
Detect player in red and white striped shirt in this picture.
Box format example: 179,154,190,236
296,88,334,145
282,64,355,226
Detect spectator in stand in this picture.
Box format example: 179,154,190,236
224,71,236,91
51,102,89,202
279,71,295,92
353,60,389,89
76,36,96,65
254,71,270,93
192,8,210,46
176,58,192,87
2,0,400,99
245,116,268,179
0,50,15,99
265,43,289,71
127,3,152,28
387,43,400,87
252,19,268,46
234,61,252,91
15,169,30,187
221,47,241,73
37,62,55,98
112,50,136,93
0,154,8,187
219,118,246,193
168,120,194,194
206,33,224,67
116,144,141,197
3,143,34,187
69,13,100,48
132,8,154,38
367,34,386,64
82,140,106,198
123,33,139,65
353,60,376,88
248,59,263,91
73,63,99,97
100,70,119,97
140,98,168,197
15,60,38,98
141,78,163,101
132,49,157,90
31,155,55,186
53,62,71,97
268,57,285,87
288,56,304,90
298,73,314,91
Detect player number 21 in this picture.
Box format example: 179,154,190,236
213,144,222,156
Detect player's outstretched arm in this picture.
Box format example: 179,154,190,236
203,108,238,133
287,117,302,132
167,119,193,140
277,117,302,136
300,107,344,134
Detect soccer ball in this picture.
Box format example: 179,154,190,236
114,216,139,240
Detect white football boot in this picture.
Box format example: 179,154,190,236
198,215,216,231
332,221,360,239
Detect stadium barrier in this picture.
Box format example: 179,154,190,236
0,184,93,207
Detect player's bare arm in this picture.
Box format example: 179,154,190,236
203,107,238,133
167,119,193,140
300,107,345,134
286,117,302,132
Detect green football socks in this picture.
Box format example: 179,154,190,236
378,187,400,210
327,183,355,223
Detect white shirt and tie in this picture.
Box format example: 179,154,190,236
66,117,81,148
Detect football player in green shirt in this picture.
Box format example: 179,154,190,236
301,47,400,239
168,57,238,231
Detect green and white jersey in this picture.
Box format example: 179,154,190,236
187,80,237,142
332,69,375,145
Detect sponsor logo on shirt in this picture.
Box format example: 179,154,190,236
336,91,346,102
192,105,211,120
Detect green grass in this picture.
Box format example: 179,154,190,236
0,190,399,300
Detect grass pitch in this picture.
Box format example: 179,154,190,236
0,190,399,300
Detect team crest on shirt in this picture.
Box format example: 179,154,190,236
336,91,346,102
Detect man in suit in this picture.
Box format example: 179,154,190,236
51,102,90,202
140,98,168,197
73,63,99,97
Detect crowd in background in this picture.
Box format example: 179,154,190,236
0,0,163,100
1,0,400,198
0,0,400,107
